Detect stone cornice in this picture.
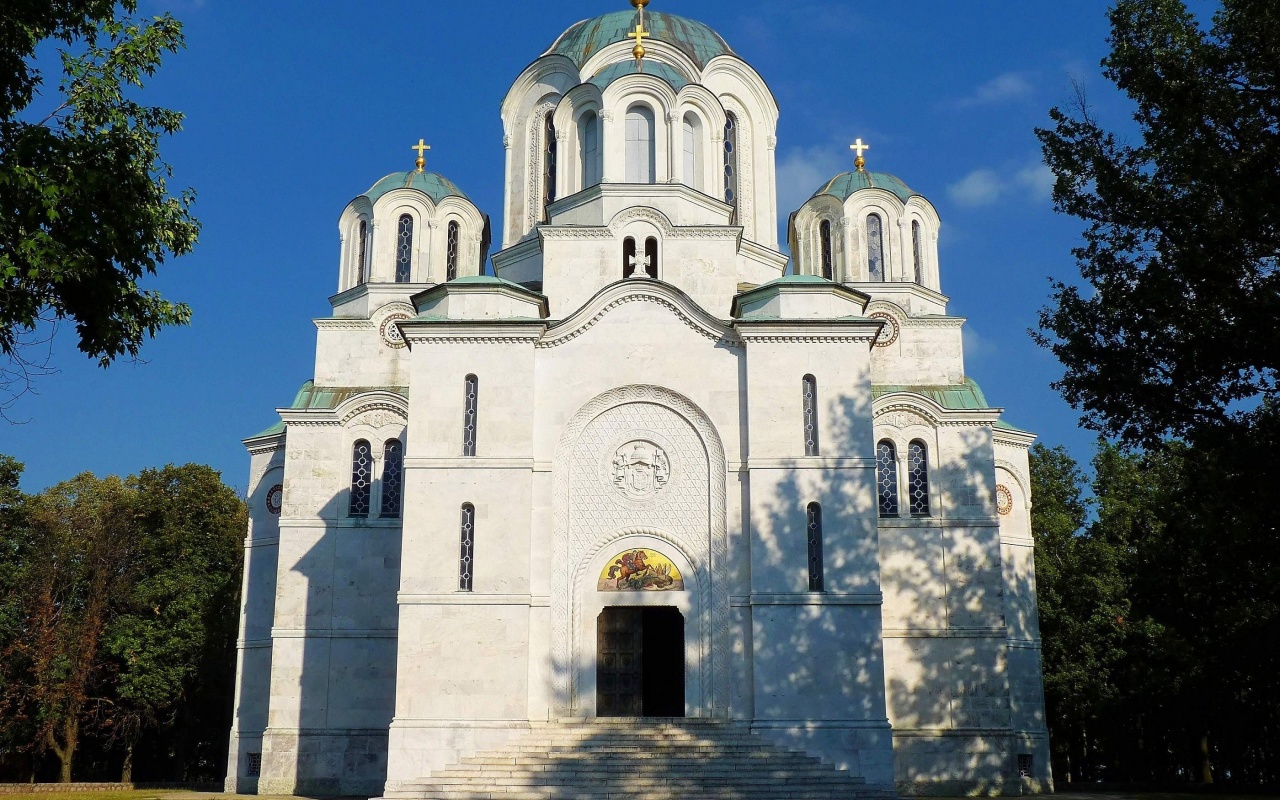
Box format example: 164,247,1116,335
539,280,740,349
733,318,880,344
400,320,547,345
993,427,1038,449
243,432,285,454
873,392,1003,428
277,390,409,427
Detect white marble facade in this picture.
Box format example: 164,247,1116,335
225,8,1051,797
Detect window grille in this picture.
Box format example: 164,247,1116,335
806,502,824,592
876,440,900,517
580,112,600,188
446,221,460,281
912,220,924,284
1017,755,1034,778
380,439,403,518
356,220,368,285
908,440,931,516
724,113,739,222
395,214,413,283
462,375,478,456
246,753,262,778
802,375,819,456
820,219,834,280
349,440,372,517
543,115,557,221
625,106,656,184
867,213,885,281
459,503,475,591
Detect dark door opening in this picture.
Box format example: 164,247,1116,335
596,606,685,717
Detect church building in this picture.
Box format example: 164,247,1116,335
225,3,1051,796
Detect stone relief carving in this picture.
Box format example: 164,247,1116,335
870,311,901,348
611,441,671,500
878,411,932,429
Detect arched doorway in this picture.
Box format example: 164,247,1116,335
597,607,685,717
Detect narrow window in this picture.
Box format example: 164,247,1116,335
395,214,413,283
623,237,638,279
462,374,478,456
723,113,739,222
912,220,924,284
543,115,558,222
356,219,369,286
644,237,658,279
908,440,931,516
820,219,834,280
867,213,886,281
802,375,819,456
349,440,372,517
446,221,460,281
459,503,475,591
625,106,656,184
806,502,824,592
380,439,403,518
682,113,701,191
876,440,900,517
580,112,601,189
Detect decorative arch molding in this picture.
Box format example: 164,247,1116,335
995,458,1031,499
527,100,560,229
577,42,704,88
873,392,1002,429
551,385,730,717
333,391,410,427
701,56,780,119
538,280,741,349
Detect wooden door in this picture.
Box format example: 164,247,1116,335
597,608,643,716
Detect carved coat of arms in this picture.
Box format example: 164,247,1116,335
612,441,670,500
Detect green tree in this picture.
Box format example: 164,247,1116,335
100,465,244,781
0,473,140,782
0,1,199,418
1035,0,1280,446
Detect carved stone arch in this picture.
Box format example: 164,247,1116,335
719,94,753,236
995,458,1031,499
527,100,560,228
608,206,678,238
551,385,729,717
335,392,410,427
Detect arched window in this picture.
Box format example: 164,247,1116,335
623,237,638,278
723,113,739,222
876,440,899,517
579,112,601,189
806,502,824,592
459,503,475,591
867,213,886,281
349,440,372,517
542,115,558,222
802,375,819,456
380,439,403,518
356,219,369,286
446,221,460,281
682,113,702,191
908,440,931,516
820,220,834,280
395,214,413,283
912,220,924,284
644,237,658,279
462,374,478,456
625,106,656,184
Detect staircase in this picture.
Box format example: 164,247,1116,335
393,719,894,800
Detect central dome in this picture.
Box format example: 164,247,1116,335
547,10,735,70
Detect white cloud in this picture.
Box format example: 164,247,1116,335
947,169,1006,208
956,72,1035,108
963,325,999,361
776,145,846,220
947,163,1055,209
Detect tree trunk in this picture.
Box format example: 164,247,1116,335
48,714,78,783
121,738,135,784
1200,732,1214,784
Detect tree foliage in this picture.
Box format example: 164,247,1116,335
1035,0,1280,445
0,1,199,417
0,460,244,783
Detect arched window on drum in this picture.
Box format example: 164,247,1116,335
395,214,413,283
579,112,601,189
723,113,739,223
867,213,886,281
682,113,702,192
625,106,656,184
820,220,834,280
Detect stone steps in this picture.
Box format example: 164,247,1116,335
389,720,890,800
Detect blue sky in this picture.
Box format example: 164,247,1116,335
5,0,1134,491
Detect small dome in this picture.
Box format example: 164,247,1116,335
813,171,919,204
363,171,470,205
549,11,734,70
589,60,690,92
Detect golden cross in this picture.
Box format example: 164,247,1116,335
628,22,651,63
412,138,431,171
850,138,870,171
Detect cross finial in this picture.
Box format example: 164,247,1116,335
412,138,431,172
627,0,651,68
850,138,870,172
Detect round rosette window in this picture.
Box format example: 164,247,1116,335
869,312,900,348
266,484,284,515
996,484,1014,516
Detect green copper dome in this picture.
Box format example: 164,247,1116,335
363,170,470,205
588,60,690,92
814,171,919,204
549,11,734,70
